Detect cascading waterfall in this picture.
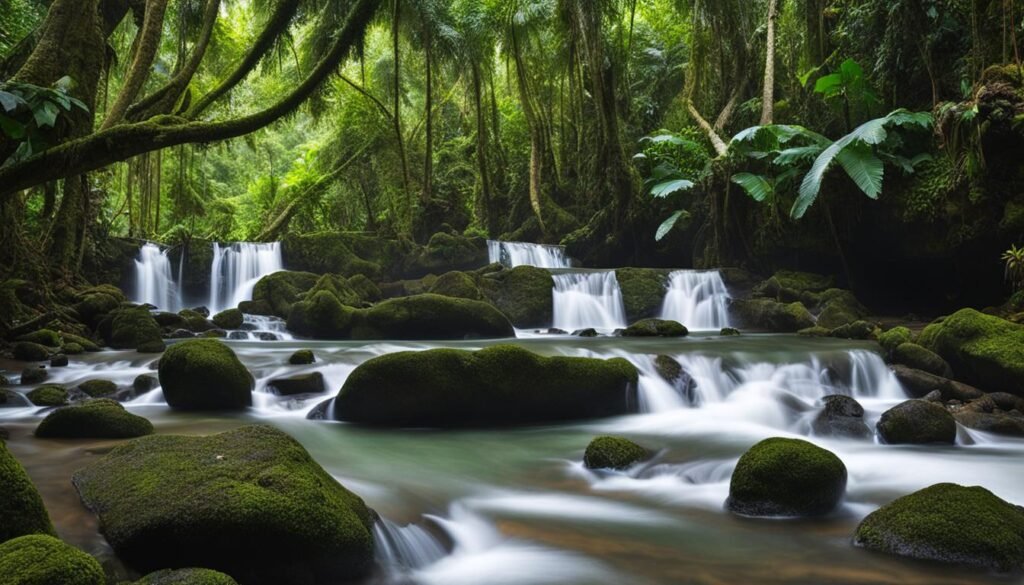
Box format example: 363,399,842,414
659,270,731,330
551,271,628,332
132,243,183,311
488,240,571,268
208,242,283,313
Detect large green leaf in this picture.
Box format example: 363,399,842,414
731,173,773,202
650,179,694,198
655,210,689,241
32,100,59,128
774,145,823,167
835,143,884,199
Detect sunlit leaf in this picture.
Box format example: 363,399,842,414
655,210,689,241
650,179,694,198
731,172,773,202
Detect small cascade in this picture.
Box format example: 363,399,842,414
208,242,283,313
658,270,731,330
132,243,183,311
488,240,571,268
374,518,448,571
551,271,627,332
228,314,294,341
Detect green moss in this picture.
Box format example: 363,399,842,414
157,339,253,410
346,274,382,304
771,270,836,294
211,309,243,330
102,307,164,351
731,299,815,332
131,568,239,585
798,326,832,337
289,349,315,365
408,232,487,277
15,329,61,346
653,355,683,383
893,343,953,378
918,309,1024,395
428,271,485,301
615,268,669,322
351,294,515,340
62,343,85,355
286,290,356,339
854,483,1024,571
77,379,117,398
334,344,638,426
59,333,101,353
0,535,104,585
583,436,649,470
73,425,374,584
12,342,49,362
282,232,387,278
877,400,957,444
27,385,68,407
0,441,55,542
35,399,153,439
878,326,913,353
74,292,120,326
479,266,554,328
721,327,741,336
252,271,321,317
727,437,847,517
178,309,213,333
829,320,877,340
621,319,688,337
19,367,47,385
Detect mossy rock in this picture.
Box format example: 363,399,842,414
892,365,984,402
811,395,871,440
428,271,485,301
19,367,47,385
346,274,382,304
798,326,832,337
252,271,321,317
281,232,387,279
27,385,68,407
62,343,85,355
36,399,153,439
268,372,325,396
878,326,913,353
829,320,876,340
178,309,214,333
892,343,953,378
289,349,315,365
621,319,688,337
721,327,741,336
346,295,515,340
74,292,121,327
157,340,253,410
730,299,815,332
764,271,836,296
479,266,554,328
333,345,638,426
133,375,158,394
153,312,187,329
954,393,1024,437
726,437,847,517
0,535,104,585
72,425,374,585
877,400,956,444
0,389,29,408
211,309,244,330
130,568,239,585
406,232,488,277
0,441,55,542
59,333,100,353
286,290,357,339
137,340,167,353
918,309,1024,395
77,379,117,398
102,307,164,351
12,342,49,362
15,329,61,347
615,268,669,322
854,483,1024,571
583,436,650,470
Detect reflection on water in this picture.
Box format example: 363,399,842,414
2,335,1023,585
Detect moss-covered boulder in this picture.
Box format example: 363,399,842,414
428,271,485,301
19,366,47,385
479,266,554,328
829,320,877,340
211,309,244,330
74,292,121,327
251,271,321,317
721,327,741,336
285,290,356,339
12,342,49,362
101,307,165,352
760,271,836,298
35,399,153,439
62,343,84,355
131,568,239,585
133,375,158,394
892,343,953,378
621,319,688,337
27,385,68,407
157,340,253,410
49,354,68,368
854,483,1024,571
0,441,55,542
288,349,315,365
811,395,871,440
918,309,1024,395
814,289,870,329
726,438,847,517
268,373,325,396
876,400,956,444
77,379,117,398
878,326,913,353
178,309,214,333
730,299,815,332
333,345,638,426
583,436,650,470
615,268,669,322
352,295,515,340
406,232,488,277
15,329,61,346
60,332,101,353
72,425,374,585
0,535,104,585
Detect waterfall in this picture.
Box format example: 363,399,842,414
208,242,283,313
132,243,183,311
374,518,448,571
488,240,571,268
658,270,731,330
552,271,627,331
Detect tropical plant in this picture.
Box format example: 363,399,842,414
0,76,88,166
1004,244,1024,292
812,58,879,129
635,130,709,240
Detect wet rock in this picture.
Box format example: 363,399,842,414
877,400,956,444
49,354,69,368
20,366,47,385
953,393,1024,437
131,568,239,585
918,309,1024,396
0,440,55,542
36,399,154,439
720,327,741,336
179,309,214,333
288,350,315,365
78,379,117,398
573,328,598,337
583,436,650,470
200,329,227,339
12,342,49,362
157,339,253,410
730,299,815,332
15,329,61,346
133,375,158,394
854,483,1024,571
153,312,187,329
191,306,210,317
923,390,943,402
812,395,871,439
62,343,84,355
99,306,165,352
622,319,688,338
26,385,67,407
428,271,485,301
892,343,953,378
168,329,196,339
0,389,29,408
615,268,670,322
212,309,244,330
268,372,325,396
727,437,847,517
227,331,248,340
891,365,984,402
478,265,554,328
0,535,104,585
256,332,278,341
829,320,876,340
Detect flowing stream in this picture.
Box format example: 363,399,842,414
488,240,571,268
659,270,731,330
551,271,628,332
2,335,1023,585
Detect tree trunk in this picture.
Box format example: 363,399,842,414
392,0,412,202
471,66,495,235
101,0,170,130
422,27,433,204
760,0,778,126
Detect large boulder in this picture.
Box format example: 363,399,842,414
131,569,239,585
251,271,321,317
332,345,638,426
726,438,847,517
479,266,554,328
891,365,984,402
77,379,117,398
811,395,871,440
615,268,669,323
35,399,154,439
15,329,61,346
72,425,374,585
729,299,815,332
0,441,55,543
918,309,1024,395
583,436,650,470
268,373,325,396
27,385,68,407
428,271,485,301
876,400,956,444
892,343,953,378
854,483,1024,572
157,340,254,410
953,393,1024,437
405,232,488,277
621,319,688,337
878,326,913,353
0,535,104,585
100,306,165,352
12,342,49,362
288,349,315,365
211,309,244,330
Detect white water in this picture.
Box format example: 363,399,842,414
658,270,731,330
488,240,571,269
551,272,628,332
208,242,283,313
132,243,183,311
374,518,448,571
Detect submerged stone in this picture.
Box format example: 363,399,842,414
877,400,956,445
